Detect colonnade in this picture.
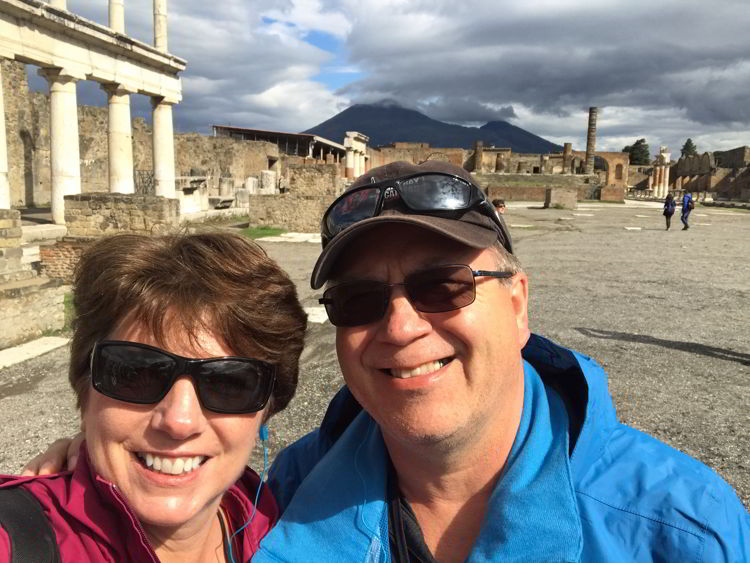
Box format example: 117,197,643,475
0,0,180,224
345,148,368,179
649,164,671,199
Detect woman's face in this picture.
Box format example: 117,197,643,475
82,319,264,536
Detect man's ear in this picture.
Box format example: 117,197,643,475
510,272,530,347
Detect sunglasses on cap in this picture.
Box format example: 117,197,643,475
319,264,514,327
321,173,511,251
90,340,276,414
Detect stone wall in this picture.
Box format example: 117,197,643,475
369,144,467,169
286,164,345,197
64,193,179,237
600,186,625,202
713,146,750,169
476,173,598,201
246,194,333,232
0,278,67,348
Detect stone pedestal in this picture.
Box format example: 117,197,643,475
544,188,578,209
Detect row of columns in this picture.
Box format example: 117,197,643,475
0,0,177,224
345,148,367,179
649,164,670,199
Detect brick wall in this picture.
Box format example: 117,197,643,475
39,238,89,283
64,193,179,237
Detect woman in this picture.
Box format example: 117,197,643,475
0,232,307,562
663,192,676,230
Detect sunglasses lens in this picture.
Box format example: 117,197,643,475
322,280,389,327
326,187,381,237
94,344,175,403
195,360,275,414
399,176,472,210
407,265,475,313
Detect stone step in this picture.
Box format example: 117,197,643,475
21,223,67,244
0,269,36,284
0,275,62,298
21,243,40,265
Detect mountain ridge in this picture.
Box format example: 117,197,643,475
303,104,562,153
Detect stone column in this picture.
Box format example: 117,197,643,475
345,147,354,179
358,152,365,176
151,97,175,198
474,140,484,172
153,0,168,52
102,84,135,194
109,0,125,32
562,142,572,174
0,62,10,209
585,107,597,175
40,69,81,225
48,0,67,9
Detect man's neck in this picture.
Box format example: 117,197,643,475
383,387,524,562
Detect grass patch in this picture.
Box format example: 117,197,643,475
64,292,74,331
242,226,286,239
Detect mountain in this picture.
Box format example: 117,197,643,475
303,103,562,153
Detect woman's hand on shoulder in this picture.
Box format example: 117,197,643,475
21,433,84,476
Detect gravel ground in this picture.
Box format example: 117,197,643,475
0,201,747,510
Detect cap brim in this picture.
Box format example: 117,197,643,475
310,214,499,289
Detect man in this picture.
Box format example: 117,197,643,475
492,198,506,215
681,191,694,230
21,162,749,560
256,161,748,562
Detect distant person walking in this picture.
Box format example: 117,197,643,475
663,193,676,230
681,192,694,230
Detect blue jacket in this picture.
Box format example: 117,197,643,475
683,193,694,214
257,334,749,562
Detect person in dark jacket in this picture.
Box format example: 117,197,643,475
1,232,307,562
681,191,694,229
663,192,676,230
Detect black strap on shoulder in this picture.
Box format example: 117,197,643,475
0,487,60,563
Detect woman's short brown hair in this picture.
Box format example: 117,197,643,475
69,231,307,419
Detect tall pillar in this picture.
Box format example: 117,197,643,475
474,140,484,172
40,69,80,225
48,0,67,9
102,84,134,194
151,97,175,198
153,0,168,52
345,147,354,179
585,107,597,174
0,62,10,209
109,0,125,32
358,152,365,176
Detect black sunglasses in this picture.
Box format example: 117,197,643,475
319,264,514,327
90,340,276,414
321,173,512,253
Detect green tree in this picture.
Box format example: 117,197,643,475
622,138,651,165
680,138,698,158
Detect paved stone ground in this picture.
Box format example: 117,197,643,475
1,201,747,510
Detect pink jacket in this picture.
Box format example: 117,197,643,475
0,447,277,561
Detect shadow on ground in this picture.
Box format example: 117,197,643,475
575,327,750,367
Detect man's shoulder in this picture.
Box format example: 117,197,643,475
574,423,749,561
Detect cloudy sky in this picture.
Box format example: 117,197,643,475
40,0,750,157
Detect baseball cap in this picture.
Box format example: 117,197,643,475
310,160,513,289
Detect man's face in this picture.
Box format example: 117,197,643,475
332,224,530,450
